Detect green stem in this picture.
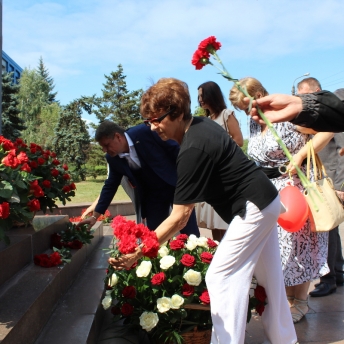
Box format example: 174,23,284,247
211,58,320,210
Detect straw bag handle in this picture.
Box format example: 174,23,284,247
306,140,328,181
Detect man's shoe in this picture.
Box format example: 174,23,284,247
309,282,337,297
336,273,344,285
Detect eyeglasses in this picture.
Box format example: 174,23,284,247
143,108,174,127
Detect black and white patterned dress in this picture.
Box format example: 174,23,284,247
247,120,329,286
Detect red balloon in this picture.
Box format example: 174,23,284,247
278,185,308,232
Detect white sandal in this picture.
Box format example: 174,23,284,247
290,298,308,323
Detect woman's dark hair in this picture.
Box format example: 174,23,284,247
198,81,227,118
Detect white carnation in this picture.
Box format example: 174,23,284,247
183,269,202,286
105,290,112,296
170,294,184,309
139,312,159,332
108,273,118,287
101,295,112,310
157,297,172,313
136,260,152,277
158,246,169,257
160,255,176,270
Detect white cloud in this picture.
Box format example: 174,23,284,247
5,0,344,75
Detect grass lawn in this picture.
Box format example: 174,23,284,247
56,176,130,204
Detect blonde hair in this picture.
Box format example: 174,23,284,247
229,77,268,110
140,78,192,121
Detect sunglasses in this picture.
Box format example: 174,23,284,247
144,108,174,127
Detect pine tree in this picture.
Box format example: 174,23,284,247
93,64,142,129
1,72,26,141
36,56,57,103
53,97,92,180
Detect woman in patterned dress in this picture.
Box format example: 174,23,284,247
229,77,334,323
196,81,243,241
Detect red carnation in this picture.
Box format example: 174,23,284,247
51,169,59,177
121,303,134,317
2,150,20,168
52,159,60,166
0,202,10,219
20,163,31,172
51,233,63,249
63,173,71,180
254,285,267,303
27,199,41,212
69,183,75,191
62,164,68,170
182,283,194,297
62,185,71,193
200,252,213,264
180,254,196,267
50,251,62,266
0,137,15,150
199,290,210,304
207,238,218,248
198,36,221,53
191,49,210,70
17,151,29,164
42,154,49,160
68,240,83,249
30,161,38,169
151,272,166,286
51,152,57,158
37,157,45,165
42,180,51,188
169,239,185,250
34,254,50,267
176,234,188,242
30,147,37,154
256,302,265,316
122,286,136,299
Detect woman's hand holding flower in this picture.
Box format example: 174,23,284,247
108,247,143,270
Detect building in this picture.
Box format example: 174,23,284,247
2,50,23,83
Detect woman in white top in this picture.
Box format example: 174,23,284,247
196,81,243,240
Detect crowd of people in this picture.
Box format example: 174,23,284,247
78,77,344,344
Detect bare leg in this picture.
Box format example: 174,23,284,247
290,282,310,323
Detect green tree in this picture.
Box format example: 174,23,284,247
36,56,58,103
18,68,61,147
1,72,26,140
193,105,206,117
93,64,142,129
53,97,92,180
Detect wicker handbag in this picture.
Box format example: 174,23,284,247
304,140,344,232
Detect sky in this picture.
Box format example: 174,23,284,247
3,0,344,138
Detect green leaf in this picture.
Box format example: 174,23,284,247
0,181,13,198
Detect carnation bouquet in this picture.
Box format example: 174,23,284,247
0,136,76,243
103,216,266,343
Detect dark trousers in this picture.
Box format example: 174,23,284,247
320,226,344,284
142,183,200,236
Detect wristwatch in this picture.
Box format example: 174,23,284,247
91,215,97,221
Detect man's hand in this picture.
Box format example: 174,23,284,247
76,217,97,231
244,94,303,125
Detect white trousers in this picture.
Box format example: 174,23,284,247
206,197,297,344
